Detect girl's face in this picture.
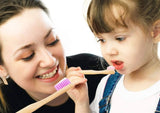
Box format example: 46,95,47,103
97,24,155,75
0,9,66,98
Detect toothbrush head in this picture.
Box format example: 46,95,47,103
107,66,115,70
54,78,71,91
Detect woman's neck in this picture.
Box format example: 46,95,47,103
46,93,69,106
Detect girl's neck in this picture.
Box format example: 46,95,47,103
124,55,160,91
129,55,160,80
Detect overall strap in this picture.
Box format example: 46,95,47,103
155,98,160,113
99,72,122,113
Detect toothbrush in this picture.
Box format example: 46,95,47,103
16,66,115,113
16,78,73,113
80,66,115,75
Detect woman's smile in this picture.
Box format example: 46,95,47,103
36,67,58,79
36,65,60,82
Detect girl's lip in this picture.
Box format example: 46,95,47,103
111,60,124,70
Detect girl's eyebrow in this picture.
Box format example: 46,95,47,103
114,27,128,33
14,28,53,55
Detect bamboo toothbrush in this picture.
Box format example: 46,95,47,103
80,66,115,75
16,66,115,113
16,78,73,113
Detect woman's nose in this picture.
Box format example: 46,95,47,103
39,49,56,68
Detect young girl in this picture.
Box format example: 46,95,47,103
87,0,160,113
0,0,108,112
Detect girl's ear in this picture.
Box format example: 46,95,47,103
152,20,160,43
0,65,8,85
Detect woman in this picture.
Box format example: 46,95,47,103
0,0,108,112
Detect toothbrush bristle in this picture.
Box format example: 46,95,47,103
107,66,115,70
55,78,71,91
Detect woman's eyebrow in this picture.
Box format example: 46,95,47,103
44,28,53,39
14,28,53,55
14,44,33,56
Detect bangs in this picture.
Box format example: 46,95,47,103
87,0,130,34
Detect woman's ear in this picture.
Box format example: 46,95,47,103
152,20,160,43
0,65,8,85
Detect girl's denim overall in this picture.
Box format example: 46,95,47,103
99,72,160,113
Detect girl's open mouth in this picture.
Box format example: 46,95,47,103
111,60,124,70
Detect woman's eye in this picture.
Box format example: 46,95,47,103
22,52,35,61
47,39,59,46
116,37,125,41
97,39,106,43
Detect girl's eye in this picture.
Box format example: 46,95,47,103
47,39,59,46
22,52,35,61
116,37,125,41
97,39,106,43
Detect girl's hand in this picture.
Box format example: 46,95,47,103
66,67,88,103
66,67,90,113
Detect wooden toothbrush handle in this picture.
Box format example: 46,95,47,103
16,84,74,113
81,70,115,75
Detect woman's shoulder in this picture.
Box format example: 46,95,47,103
67,53,108,70
1,79,33,112
1,78,21,93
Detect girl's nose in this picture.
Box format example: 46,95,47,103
39,49,56,68
103,44,118,56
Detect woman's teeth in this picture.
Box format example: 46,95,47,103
38,68,57,79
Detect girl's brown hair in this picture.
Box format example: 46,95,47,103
87,0,160,35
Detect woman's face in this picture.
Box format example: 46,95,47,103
0,8,66,97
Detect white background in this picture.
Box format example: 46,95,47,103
42,0,102,56
42,0,160,58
